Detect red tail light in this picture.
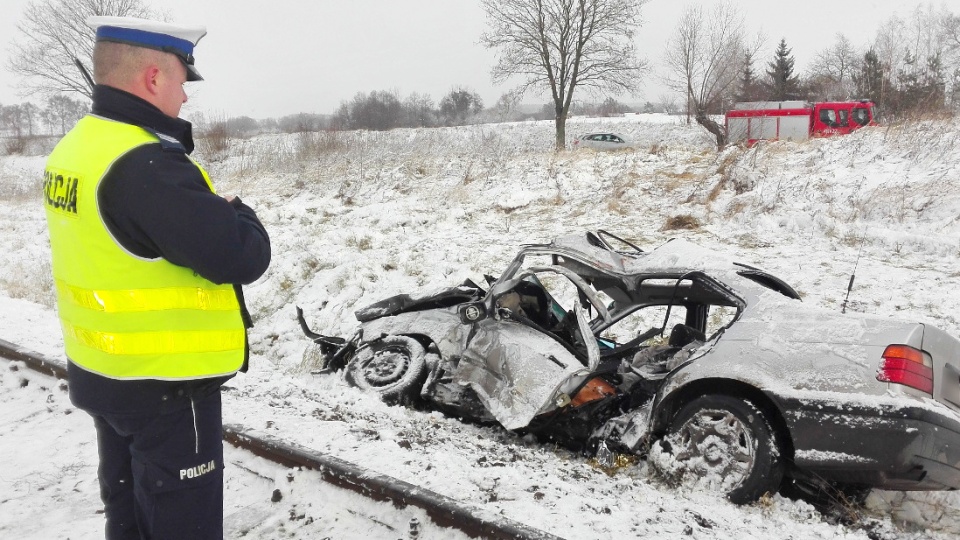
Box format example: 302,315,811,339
877,344,933,394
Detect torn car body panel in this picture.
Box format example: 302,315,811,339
357,278,598,430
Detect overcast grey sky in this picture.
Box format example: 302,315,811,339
0,0,938,120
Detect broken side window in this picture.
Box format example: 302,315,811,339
598,304,688,348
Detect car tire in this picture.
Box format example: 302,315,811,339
344,335,428,405
657,394,784,504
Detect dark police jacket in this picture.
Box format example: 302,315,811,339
66,85,271,415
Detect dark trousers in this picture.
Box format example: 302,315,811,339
90,390,225,540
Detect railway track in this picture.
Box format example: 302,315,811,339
0,337,564,540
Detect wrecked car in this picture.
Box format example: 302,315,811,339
298,231,960,504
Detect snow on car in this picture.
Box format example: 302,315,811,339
298,231,960,505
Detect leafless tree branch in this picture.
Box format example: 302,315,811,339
663,1,760,148
7,0,159,101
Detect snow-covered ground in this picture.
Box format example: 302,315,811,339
2,114,960,539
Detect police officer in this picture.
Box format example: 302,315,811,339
43,16,271,539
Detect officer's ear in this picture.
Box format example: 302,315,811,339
144,64,163,95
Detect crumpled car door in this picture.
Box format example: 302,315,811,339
453,275,600,430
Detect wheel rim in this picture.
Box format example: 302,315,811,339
359,345,411,387
673,407,756,489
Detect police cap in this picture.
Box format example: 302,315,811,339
86,16,207,81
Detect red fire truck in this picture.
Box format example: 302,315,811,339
725,100,876,145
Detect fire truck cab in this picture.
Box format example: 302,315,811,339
726,100,876,145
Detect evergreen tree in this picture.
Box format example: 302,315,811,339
736,53,764,102
853,49,886,107
896,51,946,113
897,51,921,108
919,54,946,109
765,39,802,100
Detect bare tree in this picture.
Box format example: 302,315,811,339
43,94,88,135
480,0,649,150
403,92,437,128
341,90,404,131
810,34,860,100
8,0,157,101
945,11,960,55
1,103,39,148
439,87,484,126
870,5,959,114
664,2,760,148
492,89,524,122
945,13,960,108
656,93,679,114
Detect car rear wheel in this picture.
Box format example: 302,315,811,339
345,335,427,405
654,394,784,504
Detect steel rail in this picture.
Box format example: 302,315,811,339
0,338,564,540
0,337,67,379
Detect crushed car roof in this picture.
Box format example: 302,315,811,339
513,233,801,302
522,233,747,276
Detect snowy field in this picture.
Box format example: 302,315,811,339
2,113,960,538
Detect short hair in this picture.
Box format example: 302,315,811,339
92,41,176,87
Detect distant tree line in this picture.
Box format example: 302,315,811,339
187,89,647,138
329,87,485,131
0,95,87,138
0,95,87,152
191,113,334,137
0,87,652,155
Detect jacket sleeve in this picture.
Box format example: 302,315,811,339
98,144,271,285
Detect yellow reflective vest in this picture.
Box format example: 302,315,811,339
44,115,246,380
